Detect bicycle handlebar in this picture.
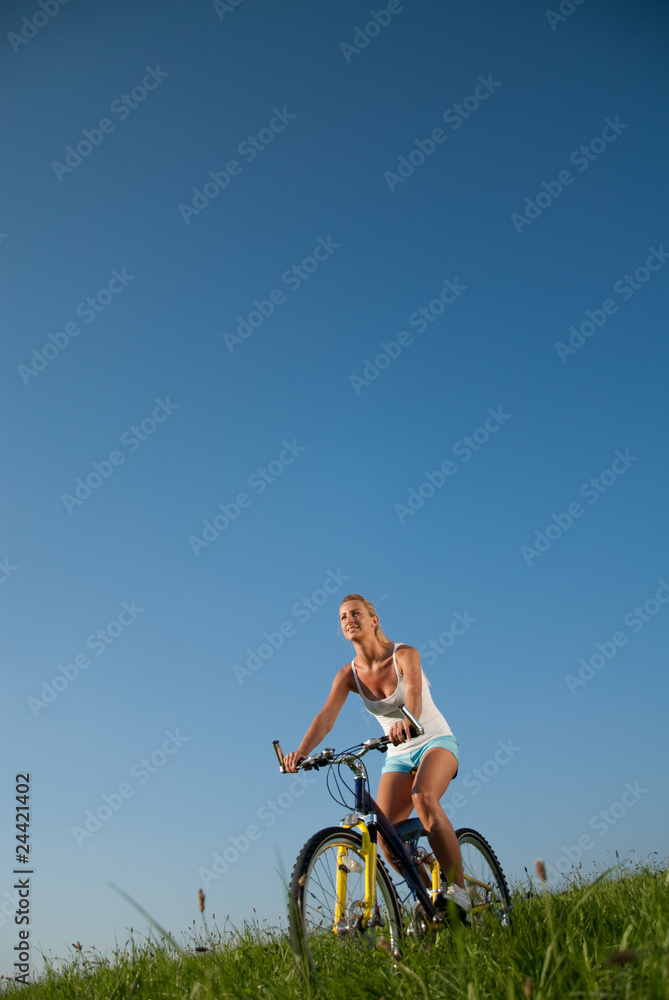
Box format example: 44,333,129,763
273,704,424,773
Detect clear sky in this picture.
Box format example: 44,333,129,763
1,0,668,979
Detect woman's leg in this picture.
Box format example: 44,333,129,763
375,770,414,873
411,748,463,888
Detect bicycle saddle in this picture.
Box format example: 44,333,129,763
395,817,427,840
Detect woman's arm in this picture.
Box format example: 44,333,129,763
389,645,423,744
282,666,352,772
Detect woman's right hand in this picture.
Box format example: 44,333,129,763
388,719,412,745
282,751,306,773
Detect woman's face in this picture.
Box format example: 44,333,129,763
340,600,377,640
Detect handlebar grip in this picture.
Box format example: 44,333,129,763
272,740,285,770
400,704,425,738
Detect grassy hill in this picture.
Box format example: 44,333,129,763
2,864,667,999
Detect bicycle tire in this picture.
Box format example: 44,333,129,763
456,827,512,926
289,826,403,976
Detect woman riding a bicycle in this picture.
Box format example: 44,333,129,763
282,593,470,916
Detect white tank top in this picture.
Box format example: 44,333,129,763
350,643,453,756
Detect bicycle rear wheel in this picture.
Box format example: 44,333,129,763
456,827,511,926
289,826,402,977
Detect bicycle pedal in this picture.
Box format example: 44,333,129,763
433,892,471,926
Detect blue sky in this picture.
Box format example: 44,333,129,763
1,0,668,978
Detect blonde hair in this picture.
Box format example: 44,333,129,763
340,594,392,642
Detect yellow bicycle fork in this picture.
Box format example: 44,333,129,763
335,822,378,933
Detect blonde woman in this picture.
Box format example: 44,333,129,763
283,593,469,915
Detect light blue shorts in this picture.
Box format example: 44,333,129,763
381,735,459,776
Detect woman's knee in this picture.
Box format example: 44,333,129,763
411,788,443,821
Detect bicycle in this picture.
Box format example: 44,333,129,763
273,706,511,976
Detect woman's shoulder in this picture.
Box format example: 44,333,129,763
394,643,421,672
335,661,357,690
394,642,419,657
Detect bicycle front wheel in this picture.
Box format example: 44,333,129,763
289,826,402,977
456,827,511,926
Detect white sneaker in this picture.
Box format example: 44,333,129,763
445,884,471,921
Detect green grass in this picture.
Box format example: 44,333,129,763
2,864,668,999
